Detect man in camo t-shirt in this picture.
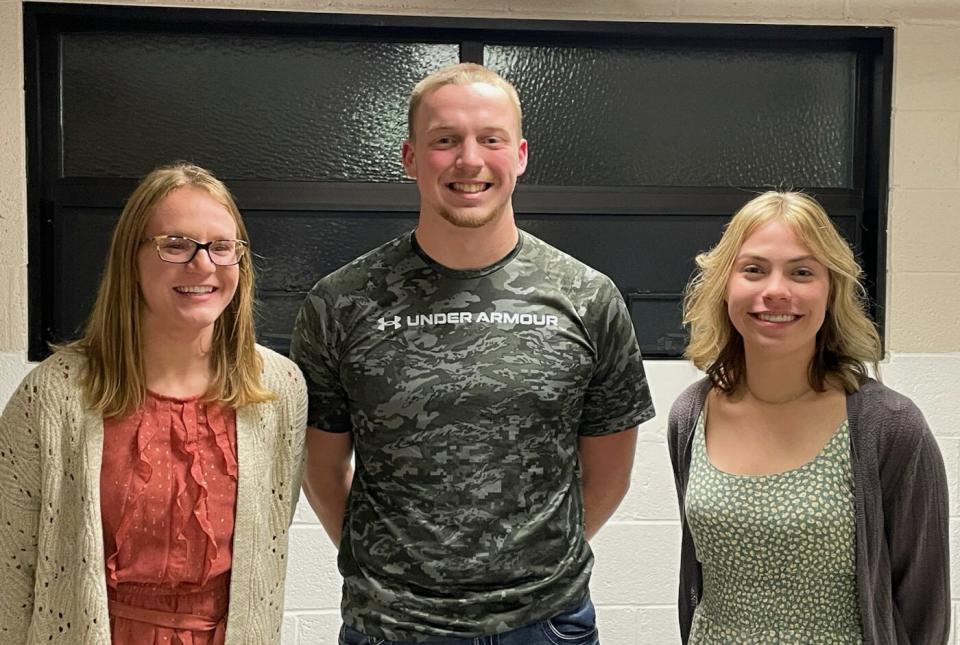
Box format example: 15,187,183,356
291,63,654,644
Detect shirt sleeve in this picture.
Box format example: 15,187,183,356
577,278,655,437
289,285,352,434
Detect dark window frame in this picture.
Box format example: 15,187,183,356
23,3,893,361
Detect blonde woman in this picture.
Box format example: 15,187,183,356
0,163,306,643
669,191,949,644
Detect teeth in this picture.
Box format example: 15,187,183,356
451,182,487,193
175,286,214,294
758,313,796,322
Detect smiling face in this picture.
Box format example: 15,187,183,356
725,219,830,362
137,185,240,342
402,81,528,230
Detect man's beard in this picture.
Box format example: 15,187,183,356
437,202,505,229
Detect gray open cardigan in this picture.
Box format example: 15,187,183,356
668,377,950,645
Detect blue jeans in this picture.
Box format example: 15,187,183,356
338,596,599,645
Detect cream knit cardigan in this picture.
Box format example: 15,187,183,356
0,345,307,644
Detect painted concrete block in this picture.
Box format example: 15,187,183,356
618,441,680,522
281,614,297,645
847,0,960,22
952,600,958,645
679,0,844,20
590,522,681,605
0,93,27,268
896,25,960,112
121,0,280,8
596,606,637,642
308,0,510,16
296,612,343,645
0,2,22,90
294,491,322,524
951,518,960,599
637,606,681,644
283,525,343,610
0,349,31,408
272,0,340,10
883,353,960,438
504,0,675,19
0,176,26,264
888,272,960,353
48,0,279,8
0,264,26,353
889,189,960,273
891,111,960,189
637,360,703,444
947,602,960,645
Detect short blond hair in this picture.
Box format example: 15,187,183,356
69,162,273,417
683,191,881,394
407,62,523,139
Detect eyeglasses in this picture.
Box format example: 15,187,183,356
142,235,248,266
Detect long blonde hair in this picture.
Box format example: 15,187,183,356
683,191,881,394
69,162,273,417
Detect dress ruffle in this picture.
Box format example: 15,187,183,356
102,391,238,645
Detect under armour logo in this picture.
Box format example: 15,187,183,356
377,316,402,331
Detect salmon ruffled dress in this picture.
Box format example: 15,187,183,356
101,391,238,645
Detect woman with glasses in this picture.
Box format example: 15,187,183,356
0,162,307,643
669,191,949,644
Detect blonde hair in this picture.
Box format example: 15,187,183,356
69,162,273,417
683,191,881,394
407,62,523,139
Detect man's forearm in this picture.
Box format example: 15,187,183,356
582,478,630,541
578,428,638,541
302,467,353,548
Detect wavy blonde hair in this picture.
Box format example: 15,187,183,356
683,191,881,394
407,62,523,139
69,162,273,417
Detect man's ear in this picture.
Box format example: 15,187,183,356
401,140,417,179
517,139,529,177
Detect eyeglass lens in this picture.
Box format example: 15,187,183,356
156,237,244,265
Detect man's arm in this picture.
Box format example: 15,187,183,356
302,428,354,548
579,427,638,541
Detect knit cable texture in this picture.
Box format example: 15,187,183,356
0,346,306,644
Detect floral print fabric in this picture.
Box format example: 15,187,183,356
685,411,862,644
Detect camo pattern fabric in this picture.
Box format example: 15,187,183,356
290,230,654,641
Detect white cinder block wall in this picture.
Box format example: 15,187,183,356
1,1,959,643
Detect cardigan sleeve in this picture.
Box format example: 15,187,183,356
881,400,950,644
667,379,709,645
0,374,43,640
286,366,308,523
257,345,309,524
666,401,694,643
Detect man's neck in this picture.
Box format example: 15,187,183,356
414,211,519,271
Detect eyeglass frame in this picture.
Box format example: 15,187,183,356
140,235,249,266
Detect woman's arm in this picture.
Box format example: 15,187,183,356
0,377,43,639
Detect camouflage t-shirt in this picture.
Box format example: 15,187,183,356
290,230,654,641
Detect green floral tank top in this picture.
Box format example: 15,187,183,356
685,410,862,644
